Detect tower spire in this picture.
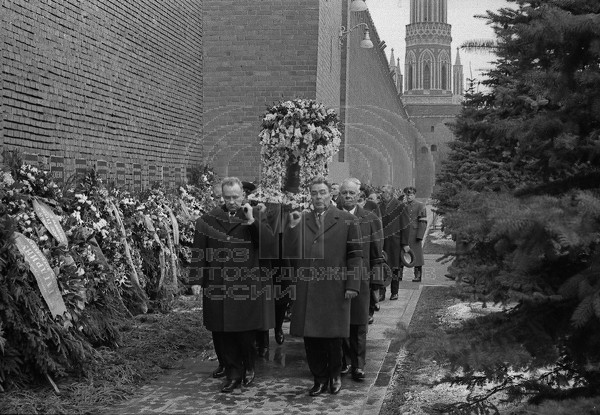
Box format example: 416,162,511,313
455,47,461,65
389,48,395,68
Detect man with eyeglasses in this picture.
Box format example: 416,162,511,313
191,177,275,393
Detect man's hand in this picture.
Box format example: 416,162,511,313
256,203,266,213
344,289,358,299
402,245,411,253
289,211,302,228
242,203,254,223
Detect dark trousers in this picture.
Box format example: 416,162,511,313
275,299,288,331
342,324,368,370
212,331,225,367
304,337,343,384
255,330,269,349
215,330,256,381
381,268,403,297
369,288,379,316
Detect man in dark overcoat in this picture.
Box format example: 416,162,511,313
379,185,410,301
285,176,363,396
338,179,385,382
191,177,275,393
402,186,427,282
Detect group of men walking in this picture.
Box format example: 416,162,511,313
191,176,427,395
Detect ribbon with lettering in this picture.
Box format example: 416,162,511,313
13,232,68,318
33,199,68,246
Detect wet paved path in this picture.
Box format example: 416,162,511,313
103,206,452,415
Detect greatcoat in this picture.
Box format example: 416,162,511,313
380,197,409,269
286,204,363,338
403,200,427,267
191,205,275,333
349,206,385,325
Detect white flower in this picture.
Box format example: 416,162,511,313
71,211,83,224
1,172,15,186
75,193,88,204
93,218,108,231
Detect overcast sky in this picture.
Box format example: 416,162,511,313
368,0,513,87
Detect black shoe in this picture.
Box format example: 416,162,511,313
243,369,255,386
275,328,285,345
368,315,374,325
374,303,380,312
352,368,365,382
212,365,226,378
340,364,351,375
221,379,241,393
257,347,269,357
309,381,328,397
412,277,421,282
330,376,342,394
390,293,399,300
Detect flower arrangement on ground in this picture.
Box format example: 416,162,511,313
0,152,219,390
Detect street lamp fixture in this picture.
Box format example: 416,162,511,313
339,23,374,49
350,0,368,12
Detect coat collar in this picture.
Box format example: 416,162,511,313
354,205,368,219
382,197,400,213
214,205,244,233
305,204,339,237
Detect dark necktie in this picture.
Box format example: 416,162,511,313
315,212,323,229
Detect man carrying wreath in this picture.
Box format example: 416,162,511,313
285,176,363,396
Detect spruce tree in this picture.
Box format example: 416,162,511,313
433,0,600,409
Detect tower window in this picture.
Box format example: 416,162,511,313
421,146,429,154
441,64,447,90
430,126,435,132
431,144,438,151
423,63,431,90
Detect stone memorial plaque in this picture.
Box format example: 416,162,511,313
50,156,64,184
133,163,142,191
75,158,88,177
96,160,108,181
116,162,126,187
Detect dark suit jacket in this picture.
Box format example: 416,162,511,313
380,197,409,269
191,205,275,332
286,204,363,338
347,206,385,325
404,200,427,266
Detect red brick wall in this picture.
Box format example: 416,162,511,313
342,6,434,195
202,0,342,181
1,0,203,189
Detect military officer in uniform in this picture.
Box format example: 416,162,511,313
402,186,427,282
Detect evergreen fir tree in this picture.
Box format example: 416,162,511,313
433,0,600,409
